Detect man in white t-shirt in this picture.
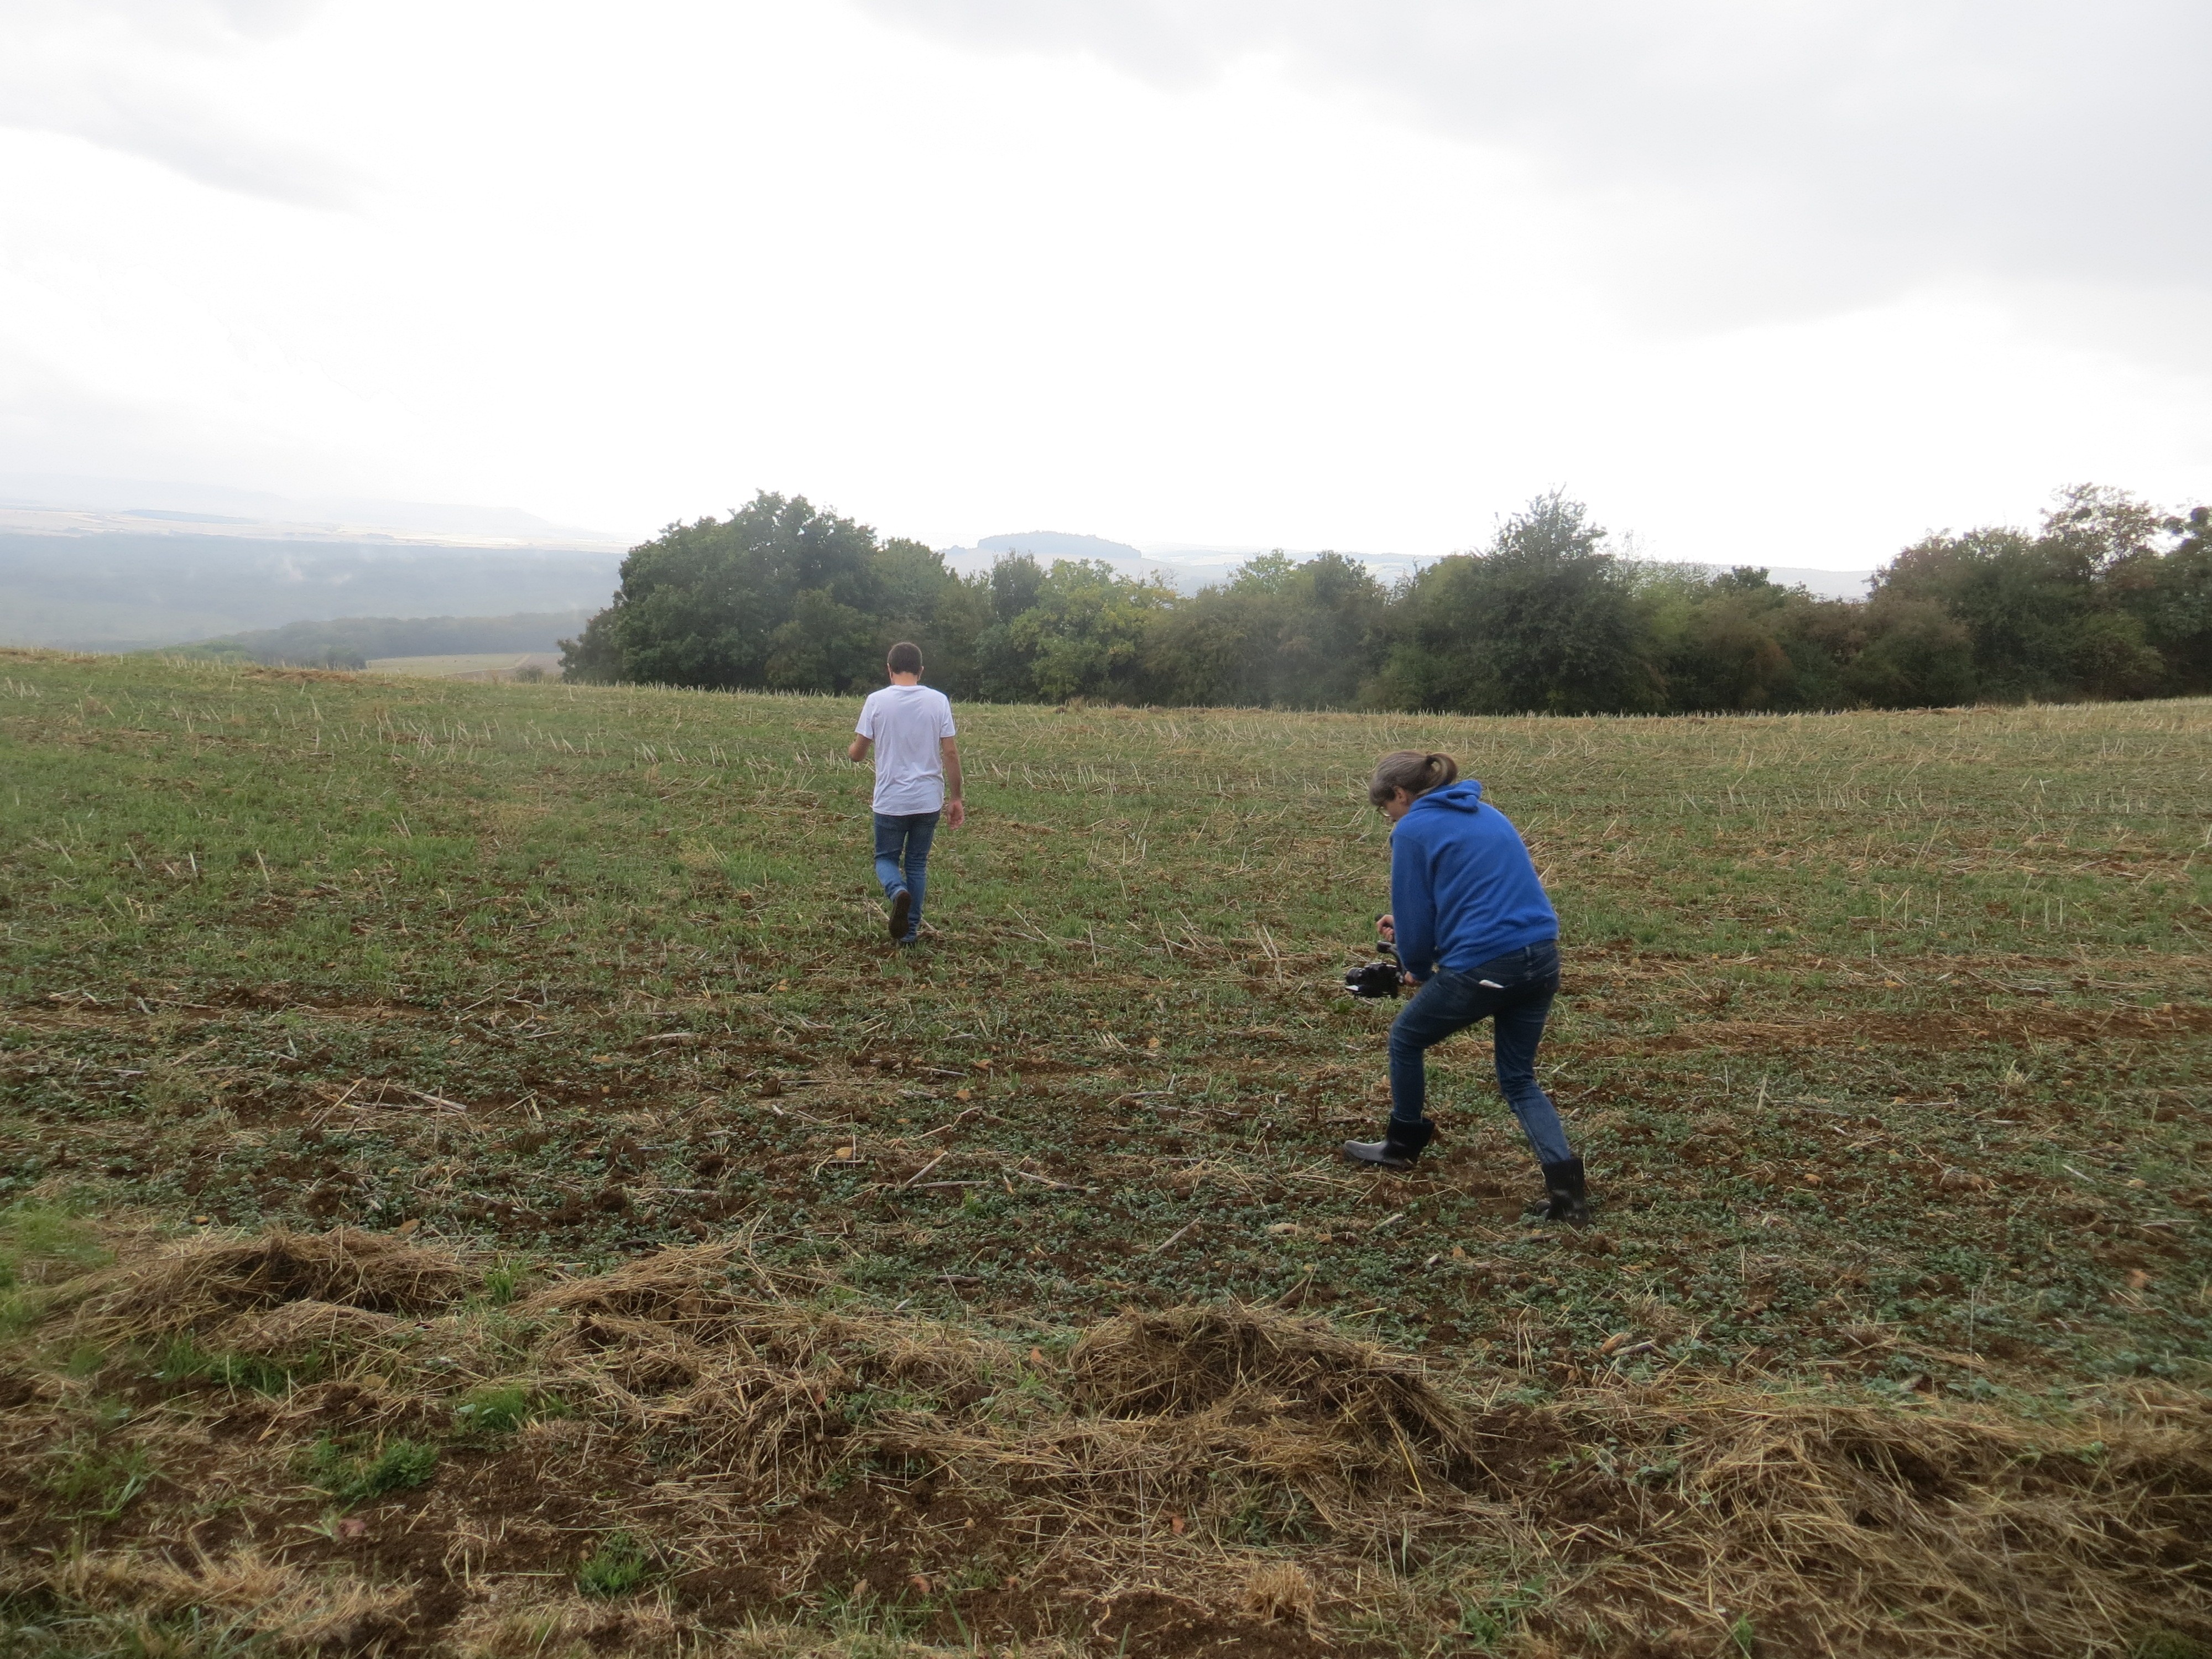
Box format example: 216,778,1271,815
847,641,964,945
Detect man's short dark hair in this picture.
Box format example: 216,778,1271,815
887,641,924,676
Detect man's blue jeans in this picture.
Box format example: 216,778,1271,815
1389,939,1572,1166
872,811,939,937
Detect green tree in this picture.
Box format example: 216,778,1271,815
556,604,625,685
1138,551,1387,707
990,554,1046,623
1370,492,1660,714
1652,567,1869,712
2110,504,2212,694
559,493,980,693
1844,597,1978,707
974,559,1178,703
1871,486,2166,702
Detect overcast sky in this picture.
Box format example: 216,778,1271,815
2,1,2206,568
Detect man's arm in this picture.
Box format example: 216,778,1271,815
941,737,965,828
848,734,871,763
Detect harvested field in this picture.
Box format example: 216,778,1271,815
1,648,2208,1655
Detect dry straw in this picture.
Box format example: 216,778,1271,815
12,1225,2208,1657
74,1224,468,1338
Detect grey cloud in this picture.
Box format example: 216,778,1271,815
0,0,354,208
855,1,2212,316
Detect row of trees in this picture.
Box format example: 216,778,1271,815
560,487,2211,712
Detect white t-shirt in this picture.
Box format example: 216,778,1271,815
856,684,957,815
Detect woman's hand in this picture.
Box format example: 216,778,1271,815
1377,913,1395,943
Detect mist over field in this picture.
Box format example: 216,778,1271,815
0,534,618,652
0,482,1876,667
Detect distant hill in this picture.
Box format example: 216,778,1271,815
0,533,624,651
938,531,1399,596
977,530,1149,562
0,473,625,549
938,530,1165,585
1671,564,1874,601
164,612,594,669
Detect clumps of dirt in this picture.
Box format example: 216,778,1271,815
77,1225,468,1339
9,1223,2211,1658
1068,1301,1473,1454
495,1252,2212,1652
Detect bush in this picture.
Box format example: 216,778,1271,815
559,483,2211,712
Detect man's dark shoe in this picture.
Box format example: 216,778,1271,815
1522,1156,1590,1227
1342,1117,1435,1170
887,888,912,941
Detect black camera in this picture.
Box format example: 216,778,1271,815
1345,942,1404,999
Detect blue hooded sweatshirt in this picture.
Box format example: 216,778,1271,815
1390,779,1558,979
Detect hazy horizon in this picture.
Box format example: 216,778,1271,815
0,469,1910,590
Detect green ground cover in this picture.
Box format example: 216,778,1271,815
2,648,2209,1657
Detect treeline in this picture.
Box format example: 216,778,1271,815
560,487,2211,712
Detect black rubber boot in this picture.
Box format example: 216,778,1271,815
1521,1157,1590,1227
1342,1117,1436,1171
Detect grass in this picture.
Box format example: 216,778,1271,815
155,1334,312,1394
0,1606,266,1659
576,1531,654,1599
300,1437,439,1504
42,1423,154,1522
0,646,2208,1656
1,1201,112,1334
453,1382,556,1433
1456,1582,1545,1651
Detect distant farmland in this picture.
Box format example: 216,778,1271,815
366,653,562,681
2,649,2206,1657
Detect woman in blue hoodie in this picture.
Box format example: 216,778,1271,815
1342,750,1588,1226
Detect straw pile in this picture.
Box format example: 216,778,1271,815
1068,1302,1475,1448
75,1225,467,1338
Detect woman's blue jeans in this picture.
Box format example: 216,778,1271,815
872,811,939,937
1388,939,1572,1166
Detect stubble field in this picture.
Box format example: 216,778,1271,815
2,648,2209,1659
